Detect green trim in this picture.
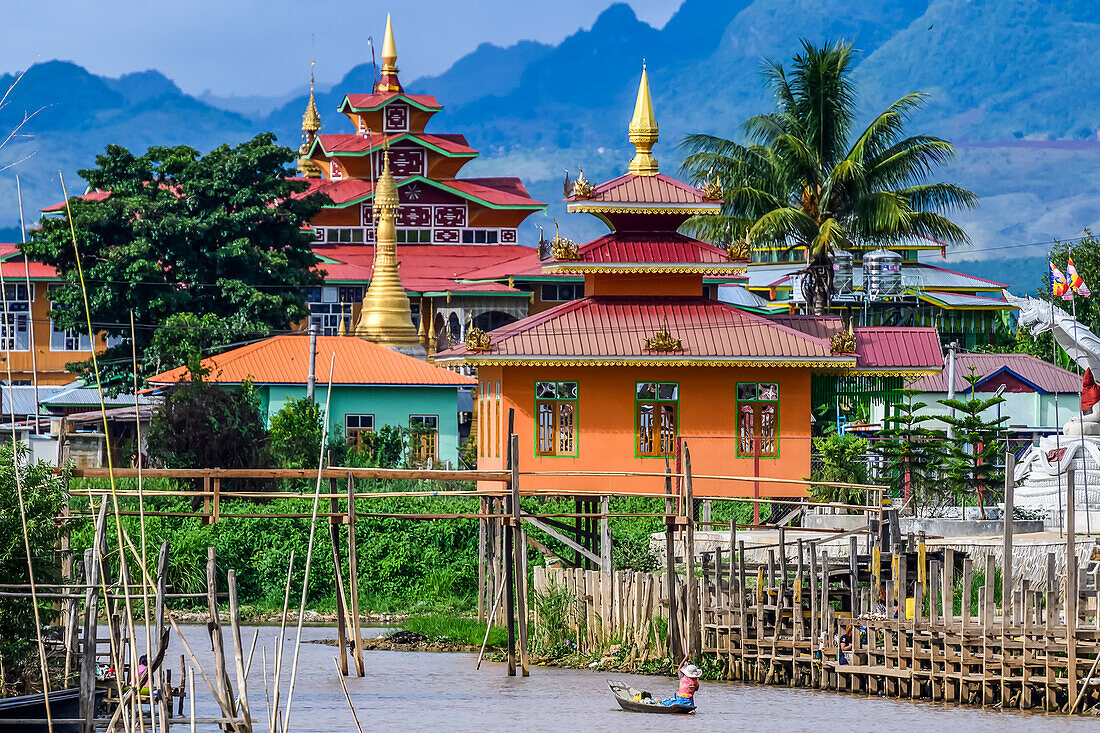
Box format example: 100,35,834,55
634,381,680,459
338,93,442,113
734,382,781,460
533,380,579,458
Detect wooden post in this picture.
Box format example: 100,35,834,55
510,434,529,677
1003,451,1015,622
683,442,699,658
80,548,99,733
1067,469,1079,706
849,535,859,616
504,433,517,676
346,472,364,676
328,491,349,677
206,547,233,719
154,541,169,729
664,459,681,660
809,548,819,688
599,495,612,573
228,569,251,730
478,495,487,621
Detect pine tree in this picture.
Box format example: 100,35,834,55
937,368,1008,518
874,388,947,516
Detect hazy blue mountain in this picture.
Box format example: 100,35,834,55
2,0,1100,268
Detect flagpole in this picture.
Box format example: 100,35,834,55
1070,290,1091,535
1050,266,1064,535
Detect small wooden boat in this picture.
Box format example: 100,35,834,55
607,679,695,714
0,687,106,732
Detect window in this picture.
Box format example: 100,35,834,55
0,284,30,351
736,383,779,458
396,229,432,243
410,415,439,463
636,382,678,457
325,228,365,244
47,284,90,351
535,381,578,456
461,230,499,244
345,414,375,449
305,286,360,335
540,282,584,302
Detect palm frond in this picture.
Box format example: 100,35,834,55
680,214,756,244
865,137,957,190
747,207,818,248
810,216,852,259
845,92,929,165
894,183,978,213
902,211,972,245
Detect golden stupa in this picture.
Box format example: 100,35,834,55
627,63,659,176
352,151,422,351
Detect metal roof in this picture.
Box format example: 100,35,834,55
853,328,943,370
908,352,1079,393
147,335,474,387
436,296,842,361
42,385,155,408
566,173,721,210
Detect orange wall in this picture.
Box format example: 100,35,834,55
477,364,813,498
585,272,703,297
4,282,101,385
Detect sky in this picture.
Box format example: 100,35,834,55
2,0,683,98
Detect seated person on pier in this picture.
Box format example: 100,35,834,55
661,658,702,707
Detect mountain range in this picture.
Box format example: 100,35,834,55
4,0,1100,295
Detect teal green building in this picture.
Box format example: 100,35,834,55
149,335,474,466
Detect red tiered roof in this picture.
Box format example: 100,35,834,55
546,231,746,274
290,175,543,210
340,92,442,112
436,296,844,363
312,132,477,157
567,173,720,207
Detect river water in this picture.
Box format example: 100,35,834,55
163,625,1088,732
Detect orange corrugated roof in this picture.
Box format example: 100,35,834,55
147,335,474,386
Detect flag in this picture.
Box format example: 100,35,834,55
1050,260,1070,298
1067,257,1091,297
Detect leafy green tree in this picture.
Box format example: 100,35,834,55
809,432,869,508
937,367,1008,518
0,443,65,689
873,389,947,516
680,40,975,314
269,397,345,470
23,134,328,385
146,365,268,469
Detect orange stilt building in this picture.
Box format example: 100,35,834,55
436,66,943,499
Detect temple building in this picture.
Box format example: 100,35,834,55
292,15,557,349
435,67,943,497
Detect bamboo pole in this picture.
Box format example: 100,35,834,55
684,442,699,658
333,657,364,733
346,472,364,677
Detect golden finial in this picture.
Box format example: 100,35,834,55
701,174,722,201
726,238,751,261
352,151,421,351
465,326,492,352
297,59,323,178
382,13,398,71
627,62,659,176
830,318,857,354
549,220,579,261
644,317,682,352
571,167,594,198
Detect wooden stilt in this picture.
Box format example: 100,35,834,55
683,442,699,658
346,472,364,677
664,459,680,660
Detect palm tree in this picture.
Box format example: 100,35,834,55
680,40,976,314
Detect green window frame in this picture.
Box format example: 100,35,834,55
535,381,578,457
635,382,678,458
736,382,780,458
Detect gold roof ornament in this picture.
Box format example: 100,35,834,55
465,326,492,352
352,151,421,351
701,175,722,201
726,238,751,261
549,220,579,261
830,319,857,354
644,317,683,352
571,167,594,198
297,60,323,178
627,62,659,176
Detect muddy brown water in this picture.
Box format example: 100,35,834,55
161,625,1089,732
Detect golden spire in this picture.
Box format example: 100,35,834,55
627,62,659,176
375,13,404,93
298,60,322,178
353,151,420,349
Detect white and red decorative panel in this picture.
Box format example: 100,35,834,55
433,205,466,227
360,204,373,225
329,160,343,180
385,105,409,132
434,229,460,243
387,149,423,177
500,229,516,243
398,205,432,228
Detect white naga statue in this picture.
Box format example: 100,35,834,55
1005,292,1100,513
